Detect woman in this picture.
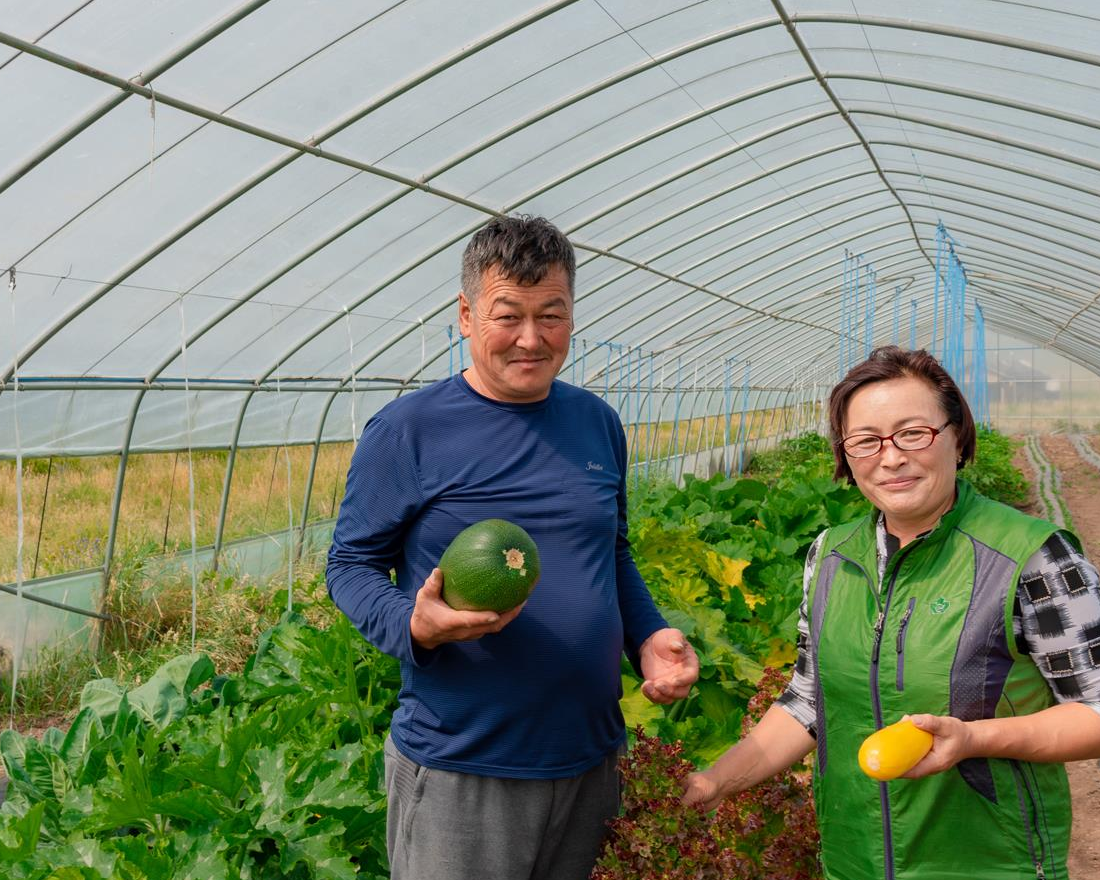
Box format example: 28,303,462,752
683,346,1100,880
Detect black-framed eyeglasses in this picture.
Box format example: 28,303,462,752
840,422,951,458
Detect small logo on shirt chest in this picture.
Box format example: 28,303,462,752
585,461,605,471
930,597,950,614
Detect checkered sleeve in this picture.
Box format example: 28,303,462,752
776,530,827,735
1015,532,1100,716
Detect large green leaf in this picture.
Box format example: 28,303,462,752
126,654,216,729
0,728,30,786
86,738,156,835
278,815,358,880
619,675,665,734
59,709,105,778
0,802,45,861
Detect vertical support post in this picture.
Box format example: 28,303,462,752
31,456,53,580
668,356,683,480
646,353,654,482
864,269,875,358
892,286,900,345
296,390,340,563
677,361,701,483
909,299,918,350
580,339,588,392
723,358,733,478
839,250,849,377
603,342,612,401
931,222,944,357
212,390,257,571
102,389,148,593
736,361,751,474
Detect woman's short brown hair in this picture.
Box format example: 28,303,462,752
828,346,977,485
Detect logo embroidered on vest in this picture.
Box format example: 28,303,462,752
930,597,950,614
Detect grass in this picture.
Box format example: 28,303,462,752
1,443,354,583
2,558,338,726
0,404,820,728
1,405,1046,730
2,405,826,584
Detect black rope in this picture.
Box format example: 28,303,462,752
162,450,180,552
30,456,52,579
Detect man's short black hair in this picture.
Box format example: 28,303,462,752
461,215,576,303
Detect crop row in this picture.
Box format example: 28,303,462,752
0,430,1039,879
1022,435,1073,530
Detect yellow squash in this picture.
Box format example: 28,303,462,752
858,719,933,781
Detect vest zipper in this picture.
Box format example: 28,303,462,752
861,540,920,880
836,548,900,880
1010,760,1049,880
895,598,916,691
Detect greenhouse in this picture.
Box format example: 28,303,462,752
2,2,1100,878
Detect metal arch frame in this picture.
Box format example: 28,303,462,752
223,104,852,384
569,199,900,355
824,72,1100,139
789,11,1100,70
563,151,870,297
883,168,1100,237
963,266,1094,307
894,248,1100,360
328,167,895,390
14,10,1099,388
648,243,942,388
141,182,426,384
895,216,1100,327
2,12,770,382
898,193,1100,276
10,6,429,273
312,169,885,387
853,108,1100,176
0,0,276,199
869,139,1100,205
391,185,894,392
574,226,914,381
605,174,886,278
348,147,875,385
7,71,847,386
933,258,1100,353
12,31,1095,398
581,244,926,389
268,116,863,390
565,140,864,255
923,255,1097,348
906,227,1099,304
973,295,1092,357
975,303,1100,375
769,1,931,273
570,184,889,328
647,252,929,393
0,0,581,384
4,10,1099,386
665,251,930,385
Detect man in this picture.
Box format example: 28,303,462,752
327,215,698,880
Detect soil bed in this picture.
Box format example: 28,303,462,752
1020,436,1100,879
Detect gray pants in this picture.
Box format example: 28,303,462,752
384,735,621,880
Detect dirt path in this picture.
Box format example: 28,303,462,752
1020,436,1100,879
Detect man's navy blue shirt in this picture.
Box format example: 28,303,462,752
327,374,666,778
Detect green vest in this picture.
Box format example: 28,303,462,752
809,480,1072,880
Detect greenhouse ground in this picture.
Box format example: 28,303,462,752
3,432,1100,874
